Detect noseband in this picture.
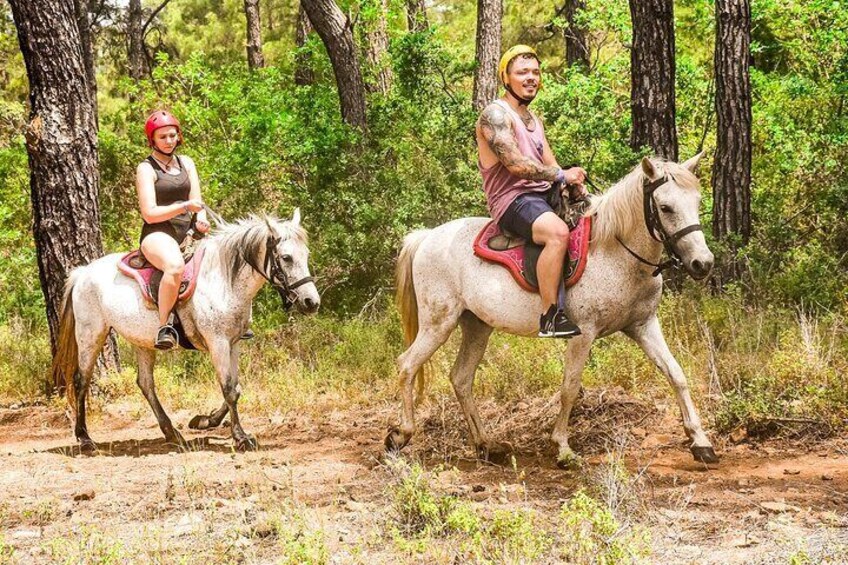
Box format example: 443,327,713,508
617,174,703,277
243,235,314,310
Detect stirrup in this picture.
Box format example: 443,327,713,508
154,324,178,350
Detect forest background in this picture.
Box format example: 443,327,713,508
0,0,847,438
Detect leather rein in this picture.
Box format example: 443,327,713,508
615,174,703,277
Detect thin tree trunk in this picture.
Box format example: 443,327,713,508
361,0,392,95
8,0,119,391
473,0,502,112
295,3,314,86
407,0,429,32
712,0,752,278
244,0,265,70
563,0,589,69
628,0,678,160
127,0,149,80
300,0,367,128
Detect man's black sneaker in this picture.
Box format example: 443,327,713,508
154,325,179,350
538,308,582,338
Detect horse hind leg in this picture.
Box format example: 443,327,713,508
448,312,509,463
74,326,109,454
385,309,461,452
625,316,718,464
188,401,229,430
135,348,187,448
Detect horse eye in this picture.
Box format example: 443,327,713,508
660,205,673,214
282,254,293,263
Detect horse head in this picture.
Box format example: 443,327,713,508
263,209,321,313
640,154,714,280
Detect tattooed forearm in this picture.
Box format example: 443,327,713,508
478,104,560,182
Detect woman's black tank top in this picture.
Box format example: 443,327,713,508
139,155,193,245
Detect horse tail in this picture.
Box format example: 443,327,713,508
396,229,430,399
51,271,79,407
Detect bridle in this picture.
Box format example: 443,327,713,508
243,232,314,310
616,174,704,277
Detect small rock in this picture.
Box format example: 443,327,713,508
760,501,801,514
469,491,489,502
729,426,747,444
12,529,41,539
73,489,95,501
472,484,486,493
821,474,834,481
783,468,800,475
345,500,367,512
737,478,750,487
729,534,760,547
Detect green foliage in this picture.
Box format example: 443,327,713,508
559,490,651,564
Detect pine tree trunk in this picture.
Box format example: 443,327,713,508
300,0,367,128
8,0,120,390
74,0,97,114
127,0,149,80
406,0,429,32
473,0,502,112
628,0,678,160
563,0,589,69
244,0,265,70
295,3,314,86
361,0,392,95
712,0,752,277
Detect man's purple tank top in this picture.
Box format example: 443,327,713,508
478,99,550,222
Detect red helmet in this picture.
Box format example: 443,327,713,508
144,110,183,147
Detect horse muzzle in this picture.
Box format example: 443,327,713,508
686,254,714,280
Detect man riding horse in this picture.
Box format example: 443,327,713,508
476,45,588,338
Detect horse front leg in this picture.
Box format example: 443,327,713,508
625,316,718,464
550,334,594,470
209,340,256,451
135,348,186,448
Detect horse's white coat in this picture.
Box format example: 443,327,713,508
390,156,717,465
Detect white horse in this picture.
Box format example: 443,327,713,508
387,155,720,468
52,210,320,452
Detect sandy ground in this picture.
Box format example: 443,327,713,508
0,394,846,564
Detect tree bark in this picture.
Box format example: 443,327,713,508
243,0,265,70
74,0,97,116
562,0,589,69
360,0,392,95
628,0,678,160
127,0,150,80
473,0,502,112
712,0,752,264
8,0,120,389
295,3,314,86
406,0,429,32
300,0,367,128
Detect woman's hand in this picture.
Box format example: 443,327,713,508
183,199,204,213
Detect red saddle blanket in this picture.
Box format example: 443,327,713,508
117,247,206,305
473,216,592,293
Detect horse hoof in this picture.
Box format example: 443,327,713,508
235,436,259,452
691,445,719,465
556,451,583,471
78,439,97,455
188,415,211,430
384,427,409,453
477,442,513,465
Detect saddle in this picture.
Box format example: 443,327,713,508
473,208,592,293
117,246,206,306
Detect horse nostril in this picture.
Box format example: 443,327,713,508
692,259,703,273
304,297,318,310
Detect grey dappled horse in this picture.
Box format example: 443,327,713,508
387,156,720,468
52,210,319,452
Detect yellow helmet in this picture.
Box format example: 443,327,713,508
498,45,539,86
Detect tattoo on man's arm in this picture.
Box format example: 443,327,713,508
479,105,560,182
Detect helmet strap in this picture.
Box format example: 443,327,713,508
504,84,534,106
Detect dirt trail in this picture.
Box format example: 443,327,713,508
0,401,846,563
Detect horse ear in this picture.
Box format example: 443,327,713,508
264,216,277,238
292,207,301,227
681,151,704,173
641,156,659,180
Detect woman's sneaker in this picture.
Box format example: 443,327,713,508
538,307,581,338
154,325,179,350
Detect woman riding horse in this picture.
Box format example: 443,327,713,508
137,110,209,350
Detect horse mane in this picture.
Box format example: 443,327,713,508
208,214,307,287
585,159,701,248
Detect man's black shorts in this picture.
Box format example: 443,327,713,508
497,188,557,241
